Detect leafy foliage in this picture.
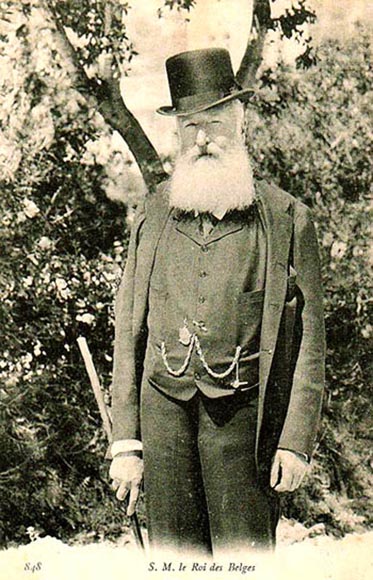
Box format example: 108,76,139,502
0,0,137,78
158,0,197,18
246,27,372,533
270,0,316,39
50,0,137,77
0,2,142,546
259,0,317,69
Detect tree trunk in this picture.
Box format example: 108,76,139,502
96,79,168,191
42,0,167,194
236,0,271,88
42,0,271,192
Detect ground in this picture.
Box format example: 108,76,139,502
1,520,372,580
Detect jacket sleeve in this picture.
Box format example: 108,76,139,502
277,203,325,458
111,204,146,443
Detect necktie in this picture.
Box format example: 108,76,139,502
200,214,217,238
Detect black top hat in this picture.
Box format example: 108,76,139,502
157,48,254,116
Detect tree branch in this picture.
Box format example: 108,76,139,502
236,0,271,88
40,0,91,93
96,79,168,190
104,1,113,36
40,0,166,193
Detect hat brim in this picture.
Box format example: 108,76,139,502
156,87,255,117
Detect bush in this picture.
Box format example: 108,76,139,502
0,10,143,546
246,26,372,533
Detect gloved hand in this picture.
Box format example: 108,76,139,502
109,453,144,516
270,449,309,492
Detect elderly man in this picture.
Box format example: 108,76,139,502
109,48,325,556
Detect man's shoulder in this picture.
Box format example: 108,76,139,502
256,179,311,218
144,178,171,214
131,179,170,228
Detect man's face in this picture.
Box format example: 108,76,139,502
177,102,243,156
170,100,254,216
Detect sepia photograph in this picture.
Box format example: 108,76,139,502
0,1,372,579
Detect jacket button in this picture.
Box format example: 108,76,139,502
199,271,207,278
194,372,201,380
198,296,206,304
201,245,209,253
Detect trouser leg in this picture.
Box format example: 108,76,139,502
141,380,211,556
197,391,280,555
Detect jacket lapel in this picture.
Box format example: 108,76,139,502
133,183,172,336
255,181,294,445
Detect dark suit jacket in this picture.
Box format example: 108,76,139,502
111,179,325,462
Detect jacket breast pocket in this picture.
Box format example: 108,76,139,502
237,289,265,346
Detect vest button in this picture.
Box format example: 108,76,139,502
194,372,201,380
199,271,207,278
198,296,206,304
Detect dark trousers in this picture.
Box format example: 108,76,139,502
141,379,280,556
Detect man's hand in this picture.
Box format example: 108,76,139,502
270,449,309,492
109,453,144,516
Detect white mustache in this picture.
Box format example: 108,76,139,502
188,140,225,162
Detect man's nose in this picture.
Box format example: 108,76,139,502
196,129,210,148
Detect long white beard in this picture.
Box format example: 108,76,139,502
169,140,255,216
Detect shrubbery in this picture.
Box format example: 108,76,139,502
0,17,371,545
246,27,372,533
0,11,142,546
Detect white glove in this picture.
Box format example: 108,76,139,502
270,449,309,492
109,454,144,516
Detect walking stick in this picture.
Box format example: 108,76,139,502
77,336,145,552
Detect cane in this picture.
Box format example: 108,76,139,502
77,336,145,552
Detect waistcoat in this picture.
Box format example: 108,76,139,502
143,207,267,400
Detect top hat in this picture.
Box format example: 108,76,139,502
157,48,254,117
